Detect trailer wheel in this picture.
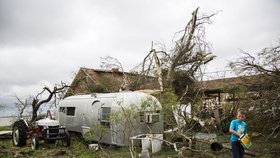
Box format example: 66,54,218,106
31,134,39,150
12,120,27,147
62,132,71,147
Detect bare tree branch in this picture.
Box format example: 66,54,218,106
100,56,128,91
15,83,70,123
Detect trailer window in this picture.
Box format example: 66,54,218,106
66,107,75,116
139,112,145,123
101,107,111,122
145,113,160,123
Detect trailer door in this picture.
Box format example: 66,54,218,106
83,100,102,141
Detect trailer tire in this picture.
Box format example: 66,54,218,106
62,132,71,147
31,134,39,150
12,120,27,147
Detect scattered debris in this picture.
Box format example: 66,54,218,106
139,149,150,158
0,145,10,153
53,150,66,156
173,104,206,131
0,130,12,139
194,132,217,142
130,134,163,154
0,146,34,158
210,142,223,151
88,143,99,151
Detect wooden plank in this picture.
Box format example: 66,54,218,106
0,130,12,138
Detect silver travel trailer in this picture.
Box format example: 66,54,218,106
56,91,164,146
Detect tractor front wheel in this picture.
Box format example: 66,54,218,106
62,132,71,147
31,134,39,150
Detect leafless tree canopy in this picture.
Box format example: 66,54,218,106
137,7,217,89
230,45,280,76
15,96,30,118
15,82,69,123
167,8,216,82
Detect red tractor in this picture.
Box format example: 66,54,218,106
12,118,70,150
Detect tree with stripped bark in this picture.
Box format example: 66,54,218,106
138,7,216,91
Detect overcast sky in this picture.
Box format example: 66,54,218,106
0,0,279,113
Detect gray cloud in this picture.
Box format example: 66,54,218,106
0,0,279,113
0,0,96,46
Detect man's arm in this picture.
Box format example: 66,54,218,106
229,129,241,137
229,121,241,137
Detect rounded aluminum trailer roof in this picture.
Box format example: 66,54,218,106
62,91,162,109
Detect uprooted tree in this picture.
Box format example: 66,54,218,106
138,7,216,90
133,7,217,133
229,44,280,140
15,82,69,124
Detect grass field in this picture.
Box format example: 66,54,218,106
0,126,279,158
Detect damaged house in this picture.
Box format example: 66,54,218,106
197,75,269,131
64,67,159,97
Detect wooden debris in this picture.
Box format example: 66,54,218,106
0,145,10,153
54,150,66,156
0,130,12,139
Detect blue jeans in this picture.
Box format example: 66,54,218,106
232,141,244,158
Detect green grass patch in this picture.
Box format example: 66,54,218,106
0,131,279,158
0,126,12,131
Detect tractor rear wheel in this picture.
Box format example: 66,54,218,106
31,134,39,150
12,120,27,147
